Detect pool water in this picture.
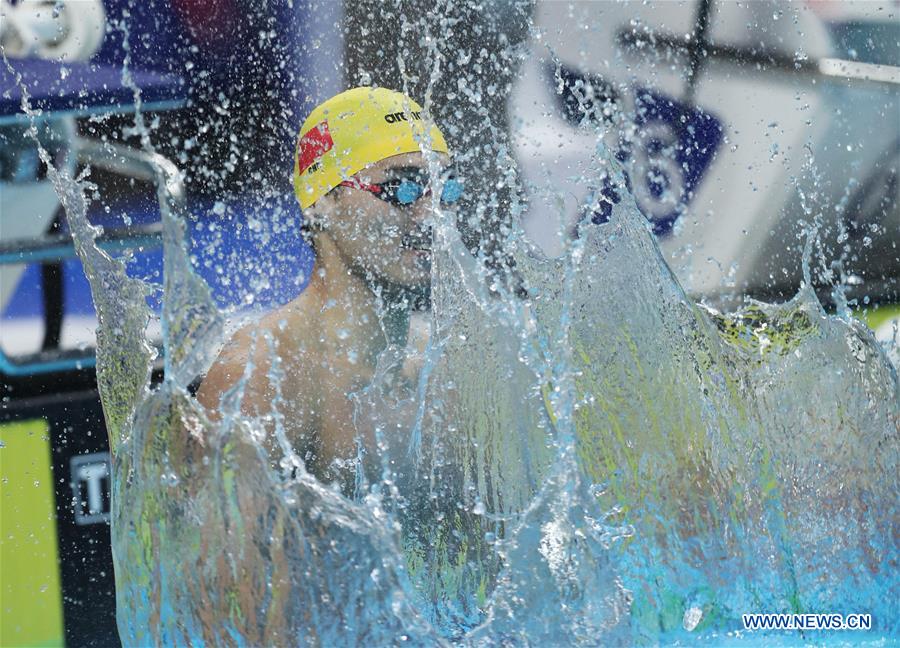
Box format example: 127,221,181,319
48,146,895,644
8,8,898,643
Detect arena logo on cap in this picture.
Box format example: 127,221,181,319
384,110,423,124
297,120,334,174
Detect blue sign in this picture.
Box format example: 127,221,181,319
621,89,723,236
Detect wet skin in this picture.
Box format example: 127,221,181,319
197,151,450,486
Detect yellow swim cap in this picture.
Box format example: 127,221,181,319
293,86,449,209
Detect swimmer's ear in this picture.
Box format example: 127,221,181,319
305,188,341,230
303,207,327,231
303,212,325,232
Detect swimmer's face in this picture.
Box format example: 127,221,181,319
314,151,453,288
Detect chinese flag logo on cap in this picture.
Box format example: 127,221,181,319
297,120,334,174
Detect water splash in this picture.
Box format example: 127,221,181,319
7,9,898,645
95,149,896,643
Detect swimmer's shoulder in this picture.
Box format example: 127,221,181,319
196,285,325,410
265,280,327,353
230,279,326,347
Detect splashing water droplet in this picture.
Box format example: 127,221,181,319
683,606,703,631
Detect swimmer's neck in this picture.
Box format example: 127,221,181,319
308,234,426,348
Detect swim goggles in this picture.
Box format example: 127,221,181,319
339,169,463,206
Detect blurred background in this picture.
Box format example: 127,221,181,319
1,0,897,645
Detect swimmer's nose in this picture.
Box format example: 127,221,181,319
409,192,433,223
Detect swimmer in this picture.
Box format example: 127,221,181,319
197,87,459,486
